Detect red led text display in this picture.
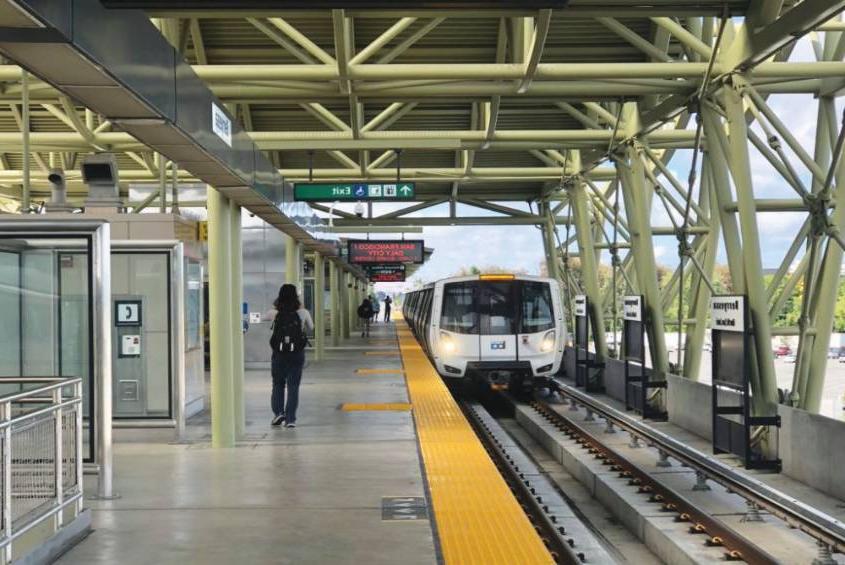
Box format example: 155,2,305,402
348,240,424,264
367,265,406,282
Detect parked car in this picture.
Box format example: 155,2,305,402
829,348,841,359
838,353,845,363
774,345,791,357
782,354,797,363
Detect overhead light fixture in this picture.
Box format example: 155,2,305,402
111,117,168,126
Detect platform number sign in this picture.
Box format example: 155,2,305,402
115,300,142,327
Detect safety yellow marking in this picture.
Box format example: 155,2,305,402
364,351,399,356
341,403,412,412
355,369,405,375
397,323,553,564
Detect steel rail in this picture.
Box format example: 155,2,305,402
549,380,845,555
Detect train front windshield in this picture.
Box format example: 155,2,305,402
440,280,554,335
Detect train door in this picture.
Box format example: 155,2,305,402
478,281,518,362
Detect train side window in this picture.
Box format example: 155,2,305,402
440,282,477,334
520,282,554,333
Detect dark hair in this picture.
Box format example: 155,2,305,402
274,284,300,312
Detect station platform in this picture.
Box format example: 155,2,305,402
56,319,552,564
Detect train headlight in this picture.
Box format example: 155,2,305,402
540,330,556,353
440,331,456,354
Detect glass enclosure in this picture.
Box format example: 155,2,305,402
0,236,95,461
111,252,171,419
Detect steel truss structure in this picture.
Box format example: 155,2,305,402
1,1,845,415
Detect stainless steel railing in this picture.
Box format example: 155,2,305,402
0,377,83,562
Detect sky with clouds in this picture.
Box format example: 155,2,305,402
319,37,836,294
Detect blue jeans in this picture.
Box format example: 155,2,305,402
271,350,306,423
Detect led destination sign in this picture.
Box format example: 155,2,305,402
367,265,406,282
348,240,424,264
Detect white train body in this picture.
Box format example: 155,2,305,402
403,274,566,390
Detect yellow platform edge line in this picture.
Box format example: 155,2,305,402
341,403,412,412
396,322,553,565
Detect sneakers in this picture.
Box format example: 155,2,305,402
284,422,296,428
271,414,285,426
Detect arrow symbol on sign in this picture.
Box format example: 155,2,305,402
399,185,412,196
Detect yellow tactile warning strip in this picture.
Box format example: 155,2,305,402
397,323,554,564
340,403,412,411
355,369,405,375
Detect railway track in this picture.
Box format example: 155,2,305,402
533,379,845,563
460,399,617,565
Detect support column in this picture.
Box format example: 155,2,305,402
541,202,560,281
617,103,669,379
230,202,245,438
342,271,351,339
805,103,845,412
330,261,340,346
285,235,300,290
314,252,326,361
208,187,235,448
683,158,721,380
717,83,778,412
567,151,607,362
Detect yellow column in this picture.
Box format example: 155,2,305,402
208,187,235,448
230,202,245,438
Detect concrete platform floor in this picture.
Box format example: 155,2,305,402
58,322,439,565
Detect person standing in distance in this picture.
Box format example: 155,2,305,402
265,284,314,428
383,295,393,322
358,297,374,337
371,296,380,324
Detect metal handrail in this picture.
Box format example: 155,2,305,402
552,379,845,552
0,376,84,562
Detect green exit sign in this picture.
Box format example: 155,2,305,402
294,182,415,202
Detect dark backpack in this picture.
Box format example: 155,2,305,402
357,303,372,318
270,310,306,353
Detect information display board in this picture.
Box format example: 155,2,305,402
710,295,781,470
348,240,424,264
367,265,406,282
711,295,747,388
573,295,603,392
295,182,415,202
622,295,644,361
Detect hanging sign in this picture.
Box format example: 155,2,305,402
348,240,424,264
294,182,415,202
623,295,643,322
711,296,745,332
212,103,232,147
574,295,587,317
367,265,406,282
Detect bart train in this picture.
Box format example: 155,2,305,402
403,274,566,393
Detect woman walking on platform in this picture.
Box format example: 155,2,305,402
266,284,313,428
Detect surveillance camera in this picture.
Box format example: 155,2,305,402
354,201,365,218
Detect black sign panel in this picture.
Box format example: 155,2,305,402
367,265,406,282
711,295,748,389
348,240,424,264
